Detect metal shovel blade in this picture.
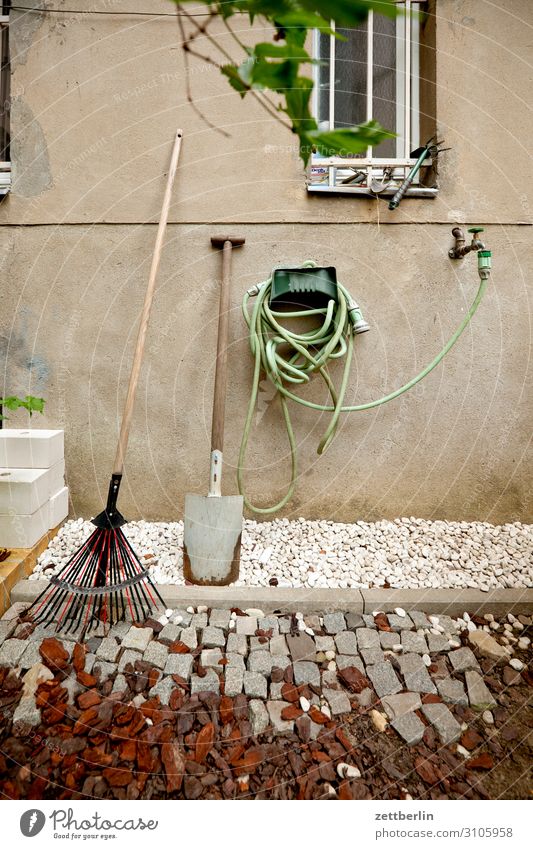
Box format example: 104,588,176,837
183,493,243,585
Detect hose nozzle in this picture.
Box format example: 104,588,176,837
347,300,370,334
477,249,492,280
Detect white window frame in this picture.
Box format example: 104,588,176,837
0,10,10,197
308,0,436,198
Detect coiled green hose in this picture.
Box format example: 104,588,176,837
238,260,489,514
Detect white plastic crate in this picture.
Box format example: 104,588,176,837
0,429,64,469
49,486,69,529
0,502,49,548
0,460,65,515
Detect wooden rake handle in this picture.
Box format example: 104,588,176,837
113,129,183,475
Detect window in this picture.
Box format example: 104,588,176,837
309,0,436,197
0,2,9,197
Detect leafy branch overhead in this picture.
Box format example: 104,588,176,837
175,1,397,163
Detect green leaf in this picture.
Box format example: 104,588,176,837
279,76,318,164
221,64,250,97
248,56,298,92
252,42,312,61
0,396,23,411
0,395,45,417
23,396,45,415
309,121,396,156
275,10,334,38
301,0,398,27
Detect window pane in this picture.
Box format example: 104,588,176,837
334,26,367,129
410,10,420,152
373,14,397,158
317,31,330,128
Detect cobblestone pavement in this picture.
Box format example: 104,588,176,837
0,603,531,799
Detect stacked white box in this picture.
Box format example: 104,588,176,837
0,429,68,548
0,429,64,468
49,487,69,529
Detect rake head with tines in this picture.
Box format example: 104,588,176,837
28,475,165,633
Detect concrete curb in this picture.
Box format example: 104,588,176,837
10,580,533,616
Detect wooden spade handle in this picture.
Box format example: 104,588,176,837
211,241,232,454
113,129,183,475
210,236,245,454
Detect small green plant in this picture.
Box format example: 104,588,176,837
0,395,45,421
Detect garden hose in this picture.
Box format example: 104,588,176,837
238,255,491,514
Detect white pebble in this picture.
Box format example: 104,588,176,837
327,661,336,671
32,517,533,594
299,696,310,712
509,658,524,671
456,745,470,758
165,609,173,617
157,615,169,626
186,606,194,614
325,650,335,661
482,710,494,725
196,605,208,614
394,607,406,617
337,762,361,780
422,654,431,667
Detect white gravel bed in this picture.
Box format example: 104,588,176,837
30,517,533,590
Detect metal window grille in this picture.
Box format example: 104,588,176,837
309,0,436,198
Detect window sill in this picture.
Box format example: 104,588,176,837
0,162,11,196
307,184,438,199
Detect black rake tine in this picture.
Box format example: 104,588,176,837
29,525,164,632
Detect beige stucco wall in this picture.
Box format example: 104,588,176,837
1,0,532,523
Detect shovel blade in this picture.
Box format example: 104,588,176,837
183,493,243,586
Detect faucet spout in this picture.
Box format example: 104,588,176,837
449,226,486,259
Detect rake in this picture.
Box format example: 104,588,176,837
27,130,183,633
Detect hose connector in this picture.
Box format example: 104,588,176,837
477,249,492,280
347,299,370,334
247,281,268,297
